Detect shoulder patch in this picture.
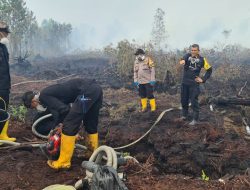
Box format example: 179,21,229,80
148,57,155,67
204,58,211,70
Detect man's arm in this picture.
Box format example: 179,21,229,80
133,61,139,83
179,53,190,65
39,94,70,125
0,47,5,65
180,58,185,65
195,58,212,83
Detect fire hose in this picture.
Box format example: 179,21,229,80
74,108,175,189
113,108,174,150
11,74,76,87
31,113,87,150
32,107,174,151
0,140,44,147
40,108,176,189
0,114,86,151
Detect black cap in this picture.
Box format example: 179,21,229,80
134,48,145,55
22,91,36,108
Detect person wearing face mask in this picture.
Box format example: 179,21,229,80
0,21,16,142
134,48,156,112
179,44,212,125
22,78,103,169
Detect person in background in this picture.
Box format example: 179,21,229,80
0,21,16,142
133,48,156,112
179,44,212,125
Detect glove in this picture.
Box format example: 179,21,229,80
150,81,156,86
134,82,139,87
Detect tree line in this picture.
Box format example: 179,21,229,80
0,0,72,58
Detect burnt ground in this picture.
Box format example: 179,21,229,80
0,57,249,190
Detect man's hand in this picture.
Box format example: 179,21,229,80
195,76,203,83
180,60,185,65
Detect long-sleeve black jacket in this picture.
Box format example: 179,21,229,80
0,43,11,90
39,78,96,127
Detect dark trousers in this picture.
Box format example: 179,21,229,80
139,83,154,99
63,84,103,136
181,84,200,120
0,89,9,110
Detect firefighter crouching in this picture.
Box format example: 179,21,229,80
22,78,103,169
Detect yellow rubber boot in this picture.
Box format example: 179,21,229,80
47,133,76,169
88,133,99,151
0,121,16,142
149,98,156,112
141,98,147,112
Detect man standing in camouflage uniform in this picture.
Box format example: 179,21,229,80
134,49,156,112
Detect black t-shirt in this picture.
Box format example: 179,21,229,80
182,53,210,85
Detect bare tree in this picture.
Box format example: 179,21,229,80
151,8,167,51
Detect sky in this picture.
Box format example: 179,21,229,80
25,0,250,50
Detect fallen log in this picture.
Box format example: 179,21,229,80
209,97,250,106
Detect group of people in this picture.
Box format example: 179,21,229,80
0,20,212,170
133,45,212,125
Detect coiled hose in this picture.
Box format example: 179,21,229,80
74,145,136,189
86,145,118,178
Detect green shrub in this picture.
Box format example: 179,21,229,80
8,105,27,122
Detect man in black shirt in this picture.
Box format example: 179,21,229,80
0,21,16,142
22,78,103,169
179,44,212,125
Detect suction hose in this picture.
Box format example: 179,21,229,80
86,145,117,177
32,114,52,139
0,140,45,147
74,145,137,189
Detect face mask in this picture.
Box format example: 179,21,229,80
0,37,9,45
136,55,145,61
33,93,46,112
36,104,47,112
